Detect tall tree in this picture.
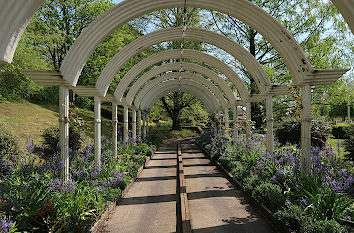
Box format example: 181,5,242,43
133,8,210,129
206,0,352,125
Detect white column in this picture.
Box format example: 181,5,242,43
301,85,312,174
218,111,222,133
59,84,69,182
214,113,218,133
132,109,137,143
143,113,147,139
94,97,101,167
233,105,238,139
112,102,118,156
123,106,129,145
225,108,229,135
266,96,274,155
137,110,142,141
246,102,252,144
146,114,150,134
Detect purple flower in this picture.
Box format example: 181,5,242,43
0,216,14,233
343,215,351,221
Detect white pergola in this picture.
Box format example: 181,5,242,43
0,0,352,181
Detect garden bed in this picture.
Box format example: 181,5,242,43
196,132,353,233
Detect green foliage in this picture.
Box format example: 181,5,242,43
0,64,36,102
252,182,286,211
343,126,354,160
275,119,331,148
42,126,83,156
274,204,305,231
0,126,20,157
303,220,347,233
332,125,353,139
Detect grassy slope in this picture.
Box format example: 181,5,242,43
0,101,118,150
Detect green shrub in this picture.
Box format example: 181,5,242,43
74,96,93,110
243,174,261,194
274,204,305,231
230,161,249,180
0,64,34,102
332,125,353,139
42,126,83,156
275,119,330,148
343,126,354,161
252,182,286,211
303,220,347,233
0,127,20,156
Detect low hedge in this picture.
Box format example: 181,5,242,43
331,125,353,139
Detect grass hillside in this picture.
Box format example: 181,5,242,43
0,101,118,150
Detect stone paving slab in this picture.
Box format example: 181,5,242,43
182,140,275,233
104,143,177,233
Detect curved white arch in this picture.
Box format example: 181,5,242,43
0,0,43,63
144,85,216,113
132,72,227,107
60,0,313,87
138,80,219,113
125,62,235,104
95,27,270,95
114,49,250,101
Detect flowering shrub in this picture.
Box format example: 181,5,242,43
0,137,156,232
197,132,353,232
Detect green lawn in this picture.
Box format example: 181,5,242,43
327,137,349,159
0,101,117,150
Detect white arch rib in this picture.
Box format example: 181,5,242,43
138,80,219,113
95,27,271,95
114,49,250,101
60,0,313,87
132,72,227,108
125,62,235,105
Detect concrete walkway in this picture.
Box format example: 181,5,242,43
182,140,275,233
104,142,178,233
103,140,275,233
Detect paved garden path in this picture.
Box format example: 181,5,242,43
104,142,178,233
103,140,275,233
181,139,274,233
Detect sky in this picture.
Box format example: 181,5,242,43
113,0,124,4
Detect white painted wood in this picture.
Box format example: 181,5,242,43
94,96,101,167
123,106,129,145
146,114,150,134
233,105,239,139
246,102,252,145
59,84,69,182
114,50,250,101
266,95,274,154
137,110,142,141
143,114,147,139
112,102,118,156
132,109,137,143
300,85,312,174
225,108,229,135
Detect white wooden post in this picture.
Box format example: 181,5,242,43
143,113,147,139
94,97,101,167
218,111,222,134
112,102,118,156
59,84,69,182
233,105,238,139
266,95,274,155
225,108,229,135
132,109,137,143
123,106,129,145
137,110,142,141
246,102,252,144
146,114,150,134
301,85,312,174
